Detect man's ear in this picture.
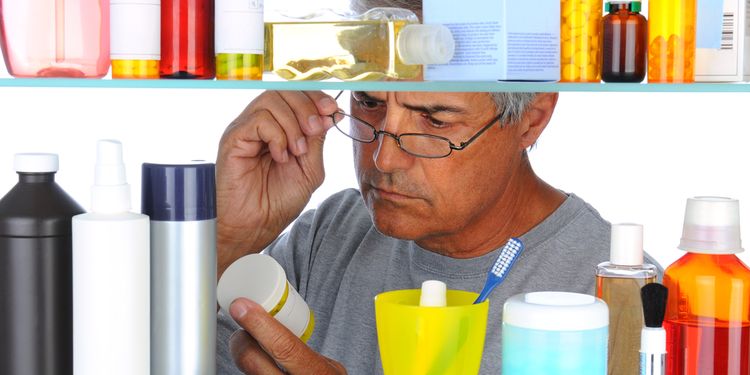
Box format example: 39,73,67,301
517,93,559,150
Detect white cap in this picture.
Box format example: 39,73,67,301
14,153,59,173
610,223,644,265
217,254,312,338
503,292,609,331
217,253,287,313
419,280,447,307
90,140,131,213
397,24,455,65
678,196,743,254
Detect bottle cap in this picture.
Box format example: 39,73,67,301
397,24,455,65
217,253,313,339
91,140,131,213
14,153,59,173
141,162,216,221
678,196,743,254
419,280,447,307
503,291,609,331
609,223,644,265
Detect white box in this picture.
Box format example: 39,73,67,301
423,0,560,81
694,0,750,82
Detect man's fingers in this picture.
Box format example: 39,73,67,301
229,298,335,374
229,330,285,375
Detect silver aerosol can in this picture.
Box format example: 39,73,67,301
141,162,216,375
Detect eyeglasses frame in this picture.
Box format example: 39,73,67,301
329,90,506,159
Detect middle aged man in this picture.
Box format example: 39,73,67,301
214,89,660,374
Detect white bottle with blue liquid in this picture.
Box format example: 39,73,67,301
502,291,609,374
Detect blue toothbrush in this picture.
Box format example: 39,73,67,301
474,237,525,304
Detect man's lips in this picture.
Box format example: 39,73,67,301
369,184,419,201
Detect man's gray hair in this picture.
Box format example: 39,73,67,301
351,0,537,124
491,93,537,126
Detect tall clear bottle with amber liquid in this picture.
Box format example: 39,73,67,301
596,223,657,375
264,8,454,81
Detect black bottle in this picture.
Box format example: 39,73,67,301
0,153,84,375
602,1,648,82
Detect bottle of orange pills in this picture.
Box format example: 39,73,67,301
647,0,697,83
560,0,603,82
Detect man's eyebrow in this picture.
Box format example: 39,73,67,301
354,91,467,114
401,102,466,115
353,91,385,102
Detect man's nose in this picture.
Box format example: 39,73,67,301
372,116,414,173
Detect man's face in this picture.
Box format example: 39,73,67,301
351,91,527,244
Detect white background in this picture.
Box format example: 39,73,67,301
1,0,749,271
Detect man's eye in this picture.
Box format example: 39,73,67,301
355,99,383,110
361,100,381,109
421,113,447,128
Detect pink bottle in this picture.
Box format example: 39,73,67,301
0,0,110,78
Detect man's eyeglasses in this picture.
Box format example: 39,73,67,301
328,91,505,159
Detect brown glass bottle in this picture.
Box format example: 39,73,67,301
602,2,648,82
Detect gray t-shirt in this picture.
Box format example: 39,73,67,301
217,189,660,374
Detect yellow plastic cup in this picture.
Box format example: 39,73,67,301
374,289,489,375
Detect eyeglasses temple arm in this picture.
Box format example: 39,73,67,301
452,113,504,150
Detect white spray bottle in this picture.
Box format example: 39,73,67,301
72,140,150,375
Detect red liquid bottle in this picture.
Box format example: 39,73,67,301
160,0,215,79
664,197,750,375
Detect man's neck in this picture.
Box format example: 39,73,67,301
414,158,566,259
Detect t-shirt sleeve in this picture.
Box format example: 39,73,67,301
263,188,362,298
264,209,317,296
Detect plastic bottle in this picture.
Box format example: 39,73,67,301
602,1,648,83
664,197,750,374
596,223,657,375
647,0,696,83
142,162,216,375
72,140,149,375
560,0,603,82
215,0,264,80
160,0,215,78
111,0,160,79
217,253,314,342
0,153,84,375
264,7,455,81
502,291,609,374
0,0,110,78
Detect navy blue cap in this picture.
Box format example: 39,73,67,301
141,162,216,221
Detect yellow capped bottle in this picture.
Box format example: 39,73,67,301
647,0,696,83
264,8,454,81
111,0,160,79
215,0,264,80
560,0,603,82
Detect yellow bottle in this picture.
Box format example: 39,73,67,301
560,0,603,82
647,0,697,83
215,0,264,80
264,8,454,81
110,0,160,79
